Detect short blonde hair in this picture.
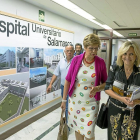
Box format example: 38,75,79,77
117,41,140,67
83,34,100,48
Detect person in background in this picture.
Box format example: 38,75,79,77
61,34,107,140
47,45,75,123
113,55,117,65
74,43,83,56
105,41,140,140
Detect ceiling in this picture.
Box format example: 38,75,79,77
23,0,140,44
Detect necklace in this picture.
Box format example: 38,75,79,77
84,57,94,64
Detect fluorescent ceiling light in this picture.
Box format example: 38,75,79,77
127,39,131,41
88,19,113,31
52,0,124,37
52,0,95,20
88,19,102,26
113,31,124,37
101,25,112,30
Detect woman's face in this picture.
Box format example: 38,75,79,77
122,46,137,67
84,44,99,58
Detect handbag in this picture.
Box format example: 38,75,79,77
57,110,68,140
96,66,118,129
96,98,109,129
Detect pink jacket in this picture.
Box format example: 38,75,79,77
65,52,107,101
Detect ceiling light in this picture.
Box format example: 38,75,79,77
113,31,124,37
94,18,105,25
52,0,112,30
101,25,112,30
127,39,131,41
51,0,96,20
52,0,124,37
88,19,102,26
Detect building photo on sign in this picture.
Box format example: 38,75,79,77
30,48,44,68
30,85,46,110
17,47,29,73
44,48,64,93
30,67,47,89
0,73,29,124
0,47,16,70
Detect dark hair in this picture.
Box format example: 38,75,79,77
75,43,82,49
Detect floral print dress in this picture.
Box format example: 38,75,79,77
68,61,99,139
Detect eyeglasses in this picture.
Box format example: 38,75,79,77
87,47,99,51
65,50,73,53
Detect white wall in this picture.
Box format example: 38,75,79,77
0,0,93,47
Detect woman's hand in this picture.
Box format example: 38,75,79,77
61,102,66,111
88,86,99,96
131,99,140,106
119,97,135,107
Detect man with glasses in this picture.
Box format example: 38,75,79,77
47,44,75,123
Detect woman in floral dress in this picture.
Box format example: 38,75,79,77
61,34,107,140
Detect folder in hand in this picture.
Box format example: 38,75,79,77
127,87,140,109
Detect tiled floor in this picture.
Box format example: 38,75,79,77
6,91,108,140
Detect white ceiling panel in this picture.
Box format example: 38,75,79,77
106,0,136,27
124,0,140,26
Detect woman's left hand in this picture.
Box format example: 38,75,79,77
130,99,140,106
89,86,99,96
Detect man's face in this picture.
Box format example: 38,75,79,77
64,46,75,59
75,45,82,55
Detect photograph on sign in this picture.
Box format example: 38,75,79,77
0,47,16,71
0,73,29,124
30,85,46,110
30,67,47,89
17,47,29,73
30,48,44,68
44,48,64,93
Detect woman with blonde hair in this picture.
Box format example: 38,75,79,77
61,33,107,140
105,41,140,140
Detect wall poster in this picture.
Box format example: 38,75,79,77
0,12,74,124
